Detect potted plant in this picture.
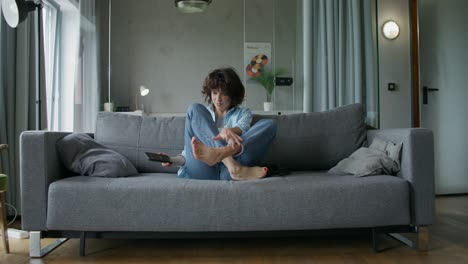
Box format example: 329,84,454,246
251,68,286,111
103,100,115,112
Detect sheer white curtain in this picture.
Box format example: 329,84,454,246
303,0,377,127
73,0,100,132
42,0,100,132
43,1,61,131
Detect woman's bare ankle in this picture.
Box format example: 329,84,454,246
223,157,268,181
192,138,242,166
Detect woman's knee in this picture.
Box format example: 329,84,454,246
256,119,277,134
187,103,206,114
186,103,211,121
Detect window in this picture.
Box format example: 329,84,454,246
41,0,81,131
42,0,60,131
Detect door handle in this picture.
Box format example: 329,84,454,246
422,86,439,105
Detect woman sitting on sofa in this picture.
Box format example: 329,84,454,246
161,67,277,181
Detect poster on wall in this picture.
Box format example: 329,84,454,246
244,42,271,84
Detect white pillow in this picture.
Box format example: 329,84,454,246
328,147,400,177
328,138,403,177
369,137,403,168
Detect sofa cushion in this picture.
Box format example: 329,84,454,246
254,103,366,170
95,113,185,173
328,147,400,177
369,137,403,168
46,172,410,232
56,133,137,177
95,103,365,173
326,137,403,177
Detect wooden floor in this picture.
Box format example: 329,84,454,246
1,195,467,264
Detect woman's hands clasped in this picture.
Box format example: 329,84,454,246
213,127,243,146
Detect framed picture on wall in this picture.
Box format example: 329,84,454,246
244,42,271,84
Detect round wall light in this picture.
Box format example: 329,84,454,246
382,20,400,40
175,0,212,13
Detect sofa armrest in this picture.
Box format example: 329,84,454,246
367,128,435,226
20,131,75,231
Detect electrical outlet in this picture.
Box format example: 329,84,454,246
7,228,29,239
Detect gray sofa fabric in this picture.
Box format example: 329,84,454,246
367,129,435,226
95,103,366,174
95,113,185,174
46,172,409,232
20,103,434,233
20,131,72,231
255,103,367,170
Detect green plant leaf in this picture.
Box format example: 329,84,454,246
251,68,287,98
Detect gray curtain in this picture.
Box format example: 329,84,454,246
0,10,17,212
303,0,377,127
0,10,46,213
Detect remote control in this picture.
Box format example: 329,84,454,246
145,152,172,163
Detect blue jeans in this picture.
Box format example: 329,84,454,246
182,103,277,180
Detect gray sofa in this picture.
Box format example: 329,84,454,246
20,103,434,257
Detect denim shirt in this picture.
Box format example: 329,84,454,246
177,104,253,178
206,104,252,133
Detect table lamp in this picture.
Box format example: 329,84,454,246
135,85,150,112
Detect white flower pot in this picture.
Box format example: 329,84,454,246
104,102,114,112
264,102,273,112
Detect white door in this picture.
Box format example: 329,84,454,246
419,0,468,194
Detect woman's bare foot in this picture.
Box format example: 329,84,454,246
223,157,268,181
192,137,240,166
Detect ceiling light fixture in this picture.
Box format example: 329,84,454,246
175,0,212,13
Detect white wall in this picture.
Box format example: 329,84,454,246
377,0,412,129
101,0,414,125
102,0,301,113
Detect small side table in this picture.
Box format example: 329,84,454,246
0,174,9,254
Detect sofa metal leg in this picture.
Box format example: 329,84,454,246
80,232,86,257
417,226,429,251
388,226,429,252
372,228,380,253
30,231,68,258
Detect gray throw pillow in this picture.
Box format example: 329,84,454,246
328,147,400,177
369,137,403,168
56,133,138,177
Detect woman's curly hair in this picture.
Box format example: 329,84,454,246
202,67,245,108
